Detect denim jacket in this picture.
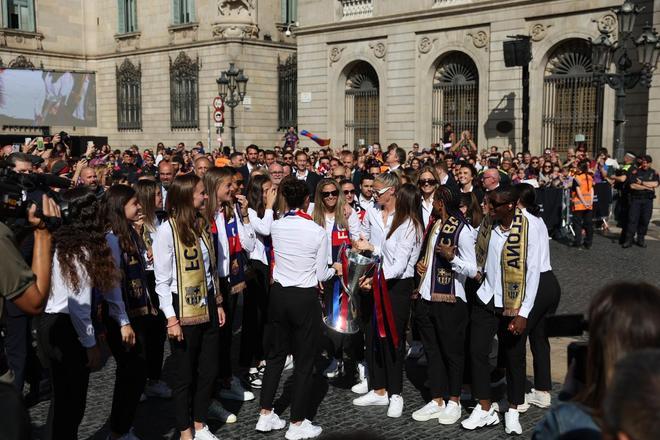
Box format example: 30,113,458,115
533,402,601,440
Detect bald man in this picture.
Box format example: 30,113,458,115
482,168,501,192
194,156,212,177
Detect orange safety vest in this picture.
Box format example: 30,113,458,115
571,173,593,211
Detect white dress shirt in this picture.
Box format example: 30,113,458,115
522,208,552,273
46,252,128,348
421,196,434,229
153,220,214,319
361,206,422,279
358,194,375,211
476,215,541,318
271,213,335,288
323,211,361,265
214,208,256,278
418,222,477,303
247,207,274,265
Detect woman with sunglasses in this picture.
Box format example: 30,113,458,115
353,176,423,418
312,178,361,378
340,178,366,221
154,174,225,440
417,165,441,229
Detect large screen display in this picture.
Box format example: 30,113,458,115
0,69,97,127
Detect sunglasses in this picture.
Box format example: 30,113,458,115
373,186,392,197
418,179,437,186
343,189,355,195
284,156,293,160
332,174,344,179
321,190,339,198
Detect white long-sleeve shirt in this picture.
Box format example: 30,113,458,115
476,214,541,318
271,213,335,288
323,211,361,265
419,222,477,302
247,207,274,265
46,252,129,348
214,208,256,278
153,220,213,319
361,206,422,279
421,196,434,230
522,208,552,273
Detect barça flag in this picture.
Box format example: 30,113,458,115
300,129,331,147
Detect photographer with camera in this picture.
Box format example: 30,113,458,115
0,193,59,440
533,282,660,439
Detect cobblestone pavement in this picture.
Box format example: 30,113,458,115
28,233,660,439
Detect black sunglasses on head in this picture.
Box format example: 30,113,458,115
321,190,339,198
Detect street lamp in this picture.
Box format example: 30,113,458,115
216,63,249,149
590,0,660,160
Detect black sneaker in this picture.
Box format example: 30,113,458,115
583,244,592,250
635,238,647,248
622,241,633,248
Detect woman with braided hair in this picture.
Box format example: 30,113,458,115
411,185,477,424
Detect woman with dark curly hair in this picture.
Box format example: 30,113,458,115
38,186,126,440
100,184,161,440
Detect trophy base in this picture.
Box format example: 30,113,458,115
323,316,359,335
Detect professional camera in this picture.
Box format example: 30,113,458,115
0,160,71,235
545,314,589,399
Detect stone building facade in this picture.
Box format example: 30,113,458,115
296,0,660,161
0,0,296,149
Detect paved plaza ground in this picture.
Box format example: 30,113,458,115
28,230,660,439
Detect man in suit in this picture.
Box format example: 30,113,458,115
434,161,460,196
294,150,321,195
341,149,362,191
238,144,260,192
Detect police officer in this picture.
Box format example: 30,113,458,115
622,155,659,248
611,152,635,244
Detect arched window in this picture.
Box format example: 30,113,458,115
116,58,142,131
432,52,479,144
344,62,379,149
169,51,200,130
542,39,604,153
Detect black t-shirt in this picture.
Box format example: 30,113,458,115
0,223,35,317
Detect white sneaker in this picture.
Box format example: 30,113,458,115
412,400,443,421
285,419,322,440
525,389,551,409
284,354,294,370
504,408,523,435
461,404,500,430
438,400,462,425
208,400,237,423
193,425,219,440
517,395,530,413
387,394,404,418
351,379,368,394
218,376,255,401
144,380,172,399
353,390,389,406
255,411,286,432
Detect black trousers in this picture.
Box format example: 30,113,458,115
217,277,238,381
260,283,321,422
170,291,220,431
37,313,90,440
366,278,412,396
626,197,654,240
469,298,527,405
415,298,468,398
105,313,156,435
526,271,561,392
145,270,166,381
571,209,593,246
241,260,270,367
4,301,29,391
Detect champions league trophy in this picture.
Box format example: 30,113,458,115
323,247,379,334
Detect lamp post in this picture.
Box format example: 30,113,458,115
590,1,660,160
216,63,248,149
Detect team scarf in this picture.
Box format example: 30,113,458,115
475,208,529,316
117,229,156,318
225,211,248,294
170,218,216,326
372,262,399,348
422,214,466,303
329,221,351,333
